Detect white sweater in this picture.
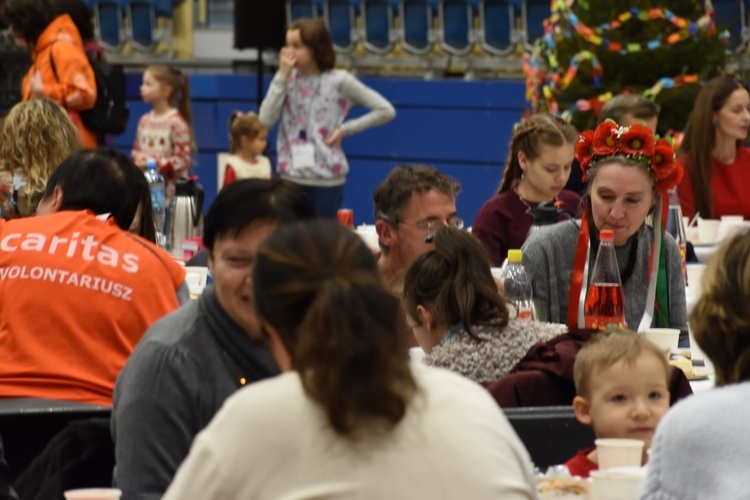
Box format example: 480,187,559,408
640,381,750,499
164,363,537,500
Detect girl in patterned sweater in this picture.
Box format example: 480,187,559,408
132,65,196,199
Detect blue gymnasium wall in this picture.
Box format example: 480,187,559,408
114,74,526,225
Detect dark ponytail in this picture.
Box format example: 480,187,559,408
402,227,509,340
253,219,418,437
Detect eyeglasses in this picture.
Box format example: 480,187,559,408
400,218,465,243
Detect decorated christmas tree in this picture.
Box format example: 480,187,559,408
525,0,729,135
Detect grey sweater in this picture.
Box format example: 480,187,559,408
640,381,750,499
112,286,280,500
424,319,568,383
521,221,687,333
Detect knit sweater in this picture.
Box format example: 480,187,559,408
640,381,750,499
521,220,688,333
424,319,568,383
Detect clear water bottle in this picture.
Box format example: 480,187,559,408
665,188,688,280
144,159,166,248
501,249,536,320
584,229,626,330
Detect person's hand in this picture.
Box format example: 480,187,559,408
325,128,344,147
30,70,44,97
279,47,296,78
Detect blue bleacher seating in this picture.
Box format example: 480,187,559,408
521,0,549,50
324,0,359,52
361,0,398,54
92,0,125,52
127,0,173,54
399,0,438,55
713,0,750,53
286,0,320,23
438,0,477,55
479,0,516,55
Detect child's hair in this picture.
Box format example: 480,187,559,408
402,227,509,340
599,94,660,125
0,97,81,194
145,65,197,151
497,113,578,193
288,18,335,72
574,330,671,399
228,111,266,155
691,231,750,386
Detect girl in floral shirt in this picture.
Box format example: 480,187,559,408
259,18,395,217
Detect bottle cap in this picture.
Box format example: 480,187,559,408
599,229,614,240
146,159,157,169
507,249,523,262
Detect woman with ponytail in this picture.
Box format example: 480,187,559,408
402,227,567,382
472,113,581,265
164,219,537,500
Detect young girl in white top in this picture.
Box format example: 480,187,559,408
223,111,271,186
259,17,395,218
131,65,196,199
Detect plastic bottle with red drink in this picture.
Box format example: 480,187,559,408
584,229,626,330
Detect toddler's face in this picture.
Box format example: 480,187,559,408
250,129,268,156
577,353,670,450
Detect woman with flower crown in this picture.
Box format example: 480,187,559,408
521,120,688,339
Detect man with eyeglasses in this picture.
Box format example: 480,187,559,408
374,165,462,293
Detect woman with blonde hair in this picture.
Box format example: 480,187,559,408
164,219,537,499
642,230,750,498
0,97,81,218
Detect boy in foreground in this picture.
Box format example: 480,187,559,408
566,330,671,477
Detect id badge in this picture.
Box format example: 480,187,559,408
291,142,316,169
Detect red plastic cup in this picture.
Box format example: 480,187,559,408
337,209,354,230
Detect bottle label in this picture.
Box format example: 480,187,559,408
679,243,687,280
517,308,534,320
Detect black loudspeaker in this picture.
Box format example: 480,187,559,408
234,0,286,50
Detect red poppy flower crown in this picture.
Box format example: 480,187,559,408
574,120,683,193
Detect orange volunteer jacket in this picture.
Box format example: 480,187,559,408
22,14,98,148
0,210,186,406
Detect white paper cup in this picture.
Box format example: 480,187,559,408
697,218,720,243
720,215,744,223
698,218,720,243
686,263,707,296
589,467,646,500
717,220,747,242
644,328,680,355
64,489,122,500
595,438,644,470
